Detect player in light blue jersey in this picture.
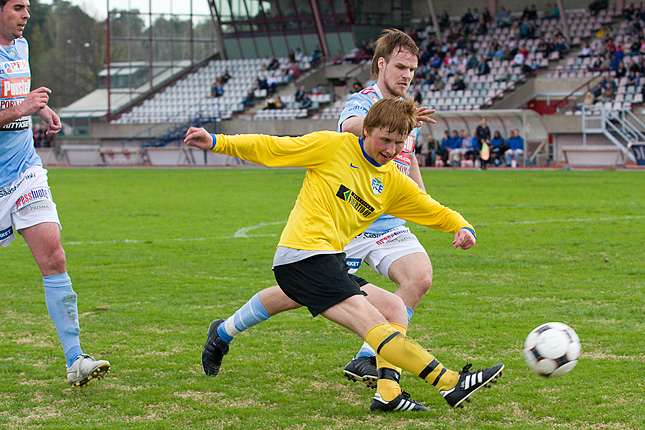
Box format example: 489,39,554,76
0,0,109,387
334,30,437,385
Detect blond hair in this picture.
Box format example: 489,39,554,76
370,29,419,79
363,97,418,138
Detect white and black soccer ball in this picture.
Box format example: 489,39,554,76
523,322,581,378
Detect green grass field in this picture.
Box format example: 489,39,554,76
0,168,643,429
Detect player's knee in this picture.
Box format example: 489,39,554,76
47,246,67,273
407,271,433,299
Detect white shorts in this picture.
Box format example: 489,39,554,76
344,225,427,279
0,166,61,247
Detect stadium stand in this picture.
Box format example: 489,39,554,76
51,1,645,169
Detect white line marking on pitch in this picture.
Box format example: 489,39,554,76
53,216,641,246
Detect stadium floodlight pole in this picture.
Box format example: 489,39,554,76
308,0,329,57
555,0,571,45
425,0,441,42
106,0,112,121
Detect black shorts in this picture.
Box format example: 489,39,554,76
273,253,368,317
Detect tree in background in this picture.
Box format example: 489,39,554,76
24,0,104,108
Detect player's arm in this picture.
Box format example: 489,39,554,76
386,175,476,249
339,115,364,135
0,87,52,128
37,106,62,135
185,127,341,168
341,106,437,136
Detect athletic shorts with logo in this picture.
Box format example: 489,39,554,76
344,225,427,279
273,253,368,317
0,165,61,247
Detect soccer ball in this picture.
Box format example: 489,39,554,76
523,322,581,378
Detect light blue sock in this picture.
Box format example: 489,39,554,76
354,306,415,359
406,306,414,323
43,272,82,368
217,292,271,344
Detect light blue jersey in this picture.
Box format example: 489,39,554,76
0,38,40,189
338,83,421,234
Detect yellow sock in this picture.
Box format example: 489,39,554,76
375,323,406,402
365,323,459,392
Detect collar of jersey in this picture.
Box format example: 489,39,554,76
359,138,382,167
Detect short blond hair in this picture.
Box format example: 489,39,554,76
363,97,418,138
370,29,419,79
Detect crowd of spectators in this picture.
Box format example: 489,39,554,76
428,127,523,168
406,4,573,93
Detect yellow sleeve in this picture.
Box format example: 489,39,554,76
211,131,347,168
386,173,474,235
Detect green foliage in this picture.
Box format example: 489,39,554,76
0,169,643,429
23,0,104,108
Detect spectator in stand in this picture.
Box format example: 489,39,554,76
496,7,511,28
462,131,479,166
609,52,620,71
466,52,478,70
311,45,322,68
294,47,304,62
554,34,569,55
589,0,608,17
439,10,450,30
435,130,451,166
579,42,593,58
220,69,232,84
626,69,640,87
295,85,306,103
449,130,464,166
256,75,269,92
583,91,595,106
332,50,344,65
267,72,278,94
267,55,280,71
261,55,271,70
489,130,508,166
351,78,363,93
242,88,255,107
263,95,283,110
433,74,445,91
615,60,627,79
477,58,490,76
512,49,525,68
423,135,437,167
630,55,644,74
592,82,603,102
210,78,224,98
412,87,423,105
300,91,313,110
452,73,466,91
547,3,560,20
475,118,491,170
344,44,361,63
505,129,524,168
591,54,610,71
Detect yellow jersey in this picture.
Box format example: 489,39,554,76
212,131,474,251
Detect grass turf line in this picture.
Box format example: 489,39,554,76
0,168,643,429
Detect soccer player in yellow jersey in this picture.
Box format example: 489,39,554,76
184,97,503,411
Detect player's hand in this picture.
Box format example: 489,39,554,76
20,87,51,117
416,106,436,127
184,127,213,150
37,106,62,135
453,228,476,250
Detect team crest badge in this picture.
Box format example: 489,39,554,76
371,178,384,195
